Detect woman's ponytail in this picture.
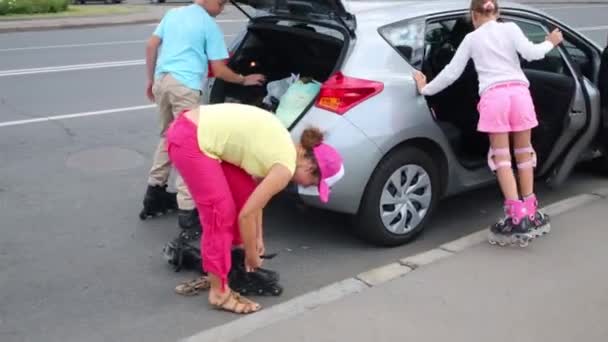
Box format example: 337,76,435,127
300,127,324,151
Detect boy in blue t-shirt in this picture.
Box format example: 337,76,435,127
141,0,266,230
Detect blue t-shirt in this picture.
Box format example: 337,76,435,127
153,4,229,91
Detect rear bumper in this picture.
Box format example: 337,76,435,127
289,107,383,215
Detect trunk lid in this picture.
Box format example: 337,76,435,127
230,0,356,36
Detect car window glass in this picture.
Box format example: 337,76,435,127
420,16,473,79
379,18,426,69
562,38,594,80
504,18,571,76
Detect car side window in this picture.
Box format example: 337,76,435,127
562,38,594,80
379,18,426,69
505,18,571,76
420,16,474,79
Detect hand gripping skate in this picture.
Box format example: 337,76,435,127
229,249,283,296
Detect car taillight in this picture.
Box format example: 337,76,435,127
207,51,233,78
315,72,384,115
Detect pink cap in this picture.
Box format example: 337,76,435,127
298,142,345,203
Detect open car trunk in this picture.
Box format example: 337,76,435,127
208,21,346,127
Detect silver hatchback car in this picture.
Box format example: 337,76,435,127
205,0,608,246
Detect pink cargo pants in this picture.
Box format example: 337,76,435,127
166,113,257,289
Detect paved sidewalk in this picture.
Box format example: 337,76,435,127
239,197,608,342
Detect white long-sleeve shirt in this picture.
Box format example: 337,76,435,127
420,20,555,96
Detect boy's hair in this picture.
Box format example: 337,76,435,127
470,0,499,15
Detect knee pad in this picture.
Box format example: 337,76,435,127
514,146,537,169
488,148,512,172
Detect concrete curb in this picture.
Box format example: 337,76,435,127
182,188,608,342
182,278,368,342
356,262,413,287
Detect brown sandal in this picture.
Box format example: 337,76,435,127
175,276,211,296
211,290,261,314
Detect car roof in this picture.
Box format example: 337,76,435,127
345,0,543,28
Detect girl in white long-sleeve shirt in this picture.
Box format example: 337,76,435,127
414,0,563,247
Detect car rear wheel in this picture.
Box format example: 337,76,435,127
356,146,440,246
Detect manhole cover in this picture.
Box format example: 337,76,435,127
66,147,145,173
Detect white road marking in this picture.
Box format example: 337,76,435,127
0,60,145,77
0,32,234,56
0,34,235,76
0,40,146,52
539,4,608,11
145,18,246,26
0,105,155,128
577,25,608,32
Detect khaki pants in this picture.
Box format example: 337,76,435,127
148,73,201,210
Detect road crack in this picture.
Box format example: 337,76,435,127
1,97,77,139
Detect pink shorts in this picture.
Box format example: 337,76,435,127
477,82,538,133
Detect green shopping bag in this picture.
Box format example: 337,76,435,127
275,79,321,128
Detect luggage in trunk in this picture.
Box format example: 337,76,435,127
208,22,345,126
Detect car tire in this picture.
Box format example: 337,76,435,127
355,146,441,247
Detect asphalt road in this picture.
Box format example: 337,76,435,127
1,3,607,342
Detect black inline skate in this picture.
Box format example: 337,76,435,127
139,184,178,220
163,227,204,273
488,217,534,247
228,248,283,296
178,209,200,230
523,194,551,238
488,199,534,247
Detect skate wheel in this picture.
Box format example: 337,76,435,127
488,239,497,245
519,240,529,248
498,241,507,247
139,211,147,220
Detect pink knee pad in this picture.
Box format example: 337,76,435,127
488,148,512,172
514,146,537,169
